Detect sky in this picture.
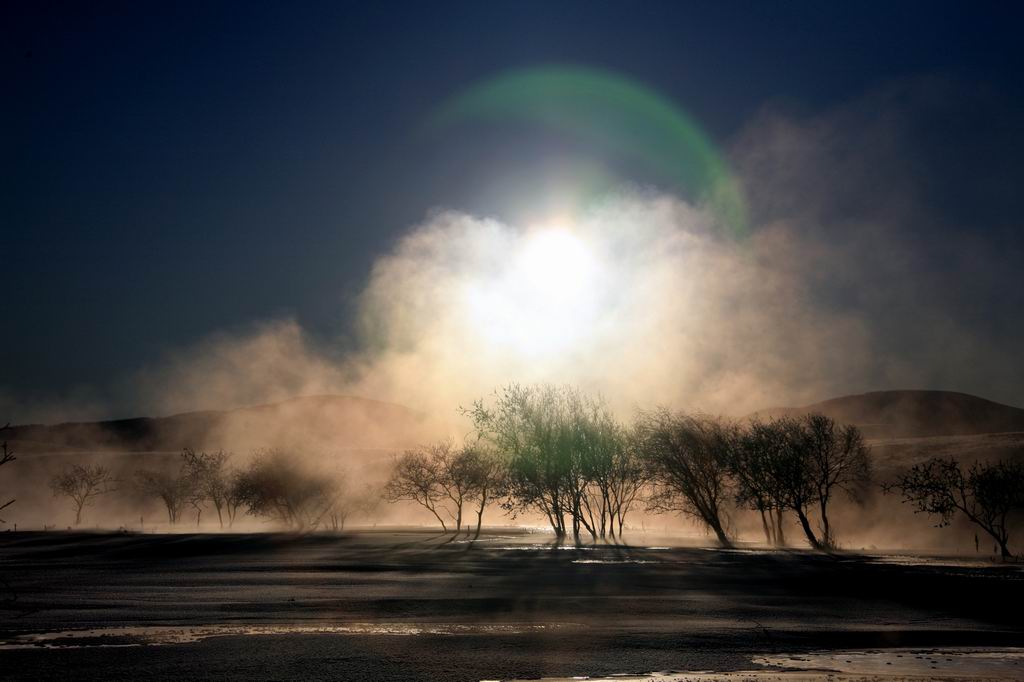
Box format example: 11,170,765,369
3,1,1024,421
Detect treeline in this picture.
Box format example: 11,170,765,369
25,383,1024,555
384,384,1024,555
49,449,367,531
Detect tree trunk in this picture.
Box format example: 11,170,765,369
473,496,486,540
75,505,83,526
795,507,822,550
427,504,448,533
710,521,732,548
702,507,732,548
819,498,833,548
544,508,557,535
759,508,771,545
775,508,786,547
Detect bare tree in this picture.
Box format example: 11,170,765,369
324,474,379,532
636,410,735,547
801,414,871,548
731,420,790,546
135,465,194,525
334,486,382,532
434,441,475,534
457,445,506,540
0,425,15,523
182,450,232,528
225,468,249,527
235,450,338,530
735,416,867,551
888,458,1024,560
756,417,824,550
49,464,117,525
383,447,453,532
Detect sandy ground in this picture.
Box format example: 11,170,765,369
0,529,1021,680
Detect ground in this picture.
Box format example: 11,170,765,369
0,529,1021,680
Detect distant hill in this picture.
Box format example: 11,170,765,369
748,390,1024,439
6,395,428,454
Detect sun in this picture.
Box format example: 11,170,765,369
516,229,597,305
463,225,604,358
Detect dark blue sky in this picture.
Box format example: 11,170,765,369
4,1,1023,406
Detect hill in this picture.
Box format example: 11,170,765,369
749,390,1024,439
5,394,428,454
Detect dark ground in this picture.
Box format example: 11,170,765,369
0,530,1021,681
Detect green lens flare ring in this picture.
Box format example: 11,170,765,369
427,65,748,238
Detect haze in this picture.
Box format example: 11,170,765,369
3,3,1024,681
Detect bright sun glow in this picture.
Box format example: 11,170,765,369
464,226,604,358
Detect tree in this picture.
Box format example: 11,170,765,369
224,468,249,527
456,444,506,540
737,415,870,551
465,384,621,543
383,446,453,532
333,485,382,532
0,425,15,523
636,410,735,547
135,465,194,525
800,414,871,548
434,440,475,534
49,464,117,525
235,450,339,530
888,458,1024,560
731,420,791,546
604,437,649,539
182,450,232,528
323,473,378,532
765,417,823,549
579,415,647,540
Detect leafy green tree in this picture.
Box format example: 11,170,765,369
465,384,629,543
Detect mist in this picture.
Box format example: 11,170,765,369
3,79,1022,552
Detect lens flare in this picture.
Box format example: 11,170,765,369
428,65,748,238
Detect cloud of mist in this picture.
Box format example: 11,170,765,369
6,78,1023,548
6,78,1013,430
105,189,877,426
344,194,872,419
730,78,1024,406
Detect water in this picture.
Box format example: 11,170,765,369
0,622,565,649
495,647,1024,681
